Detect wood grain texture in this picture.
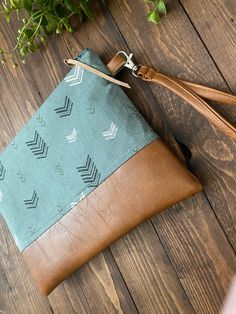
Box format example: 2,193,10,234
0,0,236,313
180,0,236,93
110,220,194,314
108,0,236,249
49,250,138,314
0,219,52,314
152,194,236,313
67,250,138,314
179,0,236,251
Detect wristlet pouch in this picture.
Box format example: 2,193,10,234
0,49,202,295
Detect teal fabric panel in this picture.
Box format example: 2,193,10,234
0,49,158,251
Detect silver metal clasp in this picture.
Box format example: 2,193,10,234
116,51,140,77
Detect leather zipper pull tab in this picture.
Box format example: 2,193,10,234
65,58,131,89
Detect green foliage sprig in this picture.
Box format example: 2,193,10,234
0,0,103,66
146,0,167,24
0,0,166,67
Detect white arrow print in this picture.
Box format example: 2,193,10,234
66,128,77,143
70,202,78,208
70,201,77,208
0,190,3,202
102,122,118,140
64,66,84,86
79,191,86,201
70,192,86,208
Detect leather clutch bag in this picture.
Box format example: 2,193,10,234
0,49,202,295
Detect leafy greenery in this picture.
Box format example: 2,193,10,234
0,0,166,67
146,0,167,24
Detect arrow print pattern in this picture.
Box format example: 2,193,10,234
70,201,78,208
102,122,118,140
77,155,101,187
0,162,6,181
24,190,39,209
56,202,65,215
28,225,36,236
11,141,18,150
70,192,86,208
16,170,26,183
64,66,84,86
79,191,86,201
36,114,46,127
87,103,95,114
66,127,77,143
55,161,64,176
26,131,49,159
55,96,73,118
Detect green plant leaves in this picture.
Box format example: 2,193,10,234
157,0,167,15
80,0,93,20
147,0,167,24
147,10,160,24
9,0,20,9
23,0,32,13
2,3,11,23
21,28,35,40
20,46,28,57
62,17,74,32
64,0,78,13
45,16,58,33
0,0,167,66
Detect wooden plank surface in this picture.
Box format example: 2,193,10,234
110,221,194,313
180,0,236,94
153,194,236,313
0,219,52,314
108,0,236,242
0,0,236,313
179,0,236,250
49,250,138,314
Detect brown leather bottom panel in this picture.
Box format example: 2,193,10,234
22,139,202,295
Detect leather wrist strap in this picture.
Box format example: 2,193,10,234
65,53,236,140
107,54,236,140
137,66,236,140
107,55,236,107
